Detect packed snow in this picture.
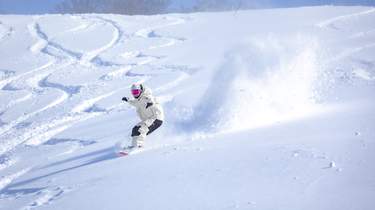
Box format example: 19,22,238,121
1,6,375,210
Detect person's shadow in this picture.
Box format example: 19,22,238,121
1,146,118,196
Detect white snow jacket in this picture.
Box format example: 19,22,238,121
127,86,164,127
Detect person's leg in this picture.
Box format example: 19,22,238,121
130,120,163,147
146,119,163,135
131,123,148,147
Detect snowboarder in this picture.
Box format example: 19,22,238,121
121,83,164,152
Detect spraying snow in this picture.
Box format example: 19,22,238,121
182,35,323,132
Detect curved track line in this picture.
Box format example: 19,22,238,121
155,72,190,93
102,16,187,80
329,42,375,63
134,16,186,50
149,39,177,49
23,87,123,147
0,61,54,90
0,92,32,113
0,90,68,138
0,16,126,151
317,8,375,29
134,16,186,38
0,86,126,155
348,28,375,40
100,65,134,80
1,15,189,158
0,15,132,189
121,51,141,59
0,18,84,143
79,15,125,66
0,168,31,191
29,20,82,60
0,112,97,155
33,15,127,67
22,186,66,210
65,16,96,34
0,60,76,137
28,21,48,54
72,90,118,113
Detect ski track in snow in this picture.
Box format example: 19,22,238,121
348,28,375,40
97,16,190,115
1,14,189,160
29,19,82,60
101,16,187,81
0,168,31,192
12,15,126,148
328,42,375,64
0,85,118,154
28,20,48,55
21,186,68,210
0,15,190,153
0,62,73,138
63,15,96,34
72,90,118,113
317,8,375,66
0,14,192,206
0,14,128,152
317,8,375,29
0,61,54,90
0,19,83,159
78,15,124,67
135,16,186,50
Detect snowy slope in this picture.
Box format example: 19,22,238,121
0,6,375,210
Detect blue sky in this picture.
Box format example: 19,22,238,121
0,0,374,14
0,0,64,14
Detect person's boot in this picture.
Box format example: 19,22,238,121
132,136,145,148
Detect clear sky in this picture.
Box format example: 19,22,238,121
0,0,64,14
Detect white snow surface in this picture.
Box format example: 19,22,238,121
1,6,375,210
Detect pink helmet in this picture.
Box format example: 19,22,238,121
131,83,143,98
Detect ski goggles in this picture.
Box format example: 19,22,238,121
131,89,141,96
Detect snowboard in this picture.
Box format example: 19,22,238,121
117,147,144,156
114,141,144,156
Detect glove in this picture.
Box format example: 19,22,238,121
122,97,128,102
146,102,153,109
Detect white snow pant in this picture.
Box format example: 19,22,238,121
131,119,163,147
131,123,148,147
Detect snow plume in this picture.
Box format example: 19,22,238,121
190,35,324,133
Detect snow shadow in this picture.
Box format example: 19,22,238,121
43,138,97,146
4,147,117,190
0,187,46,198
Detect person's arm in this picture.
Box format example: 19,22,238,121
143,96,154,109
140,96,157,127
122,97,137,106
